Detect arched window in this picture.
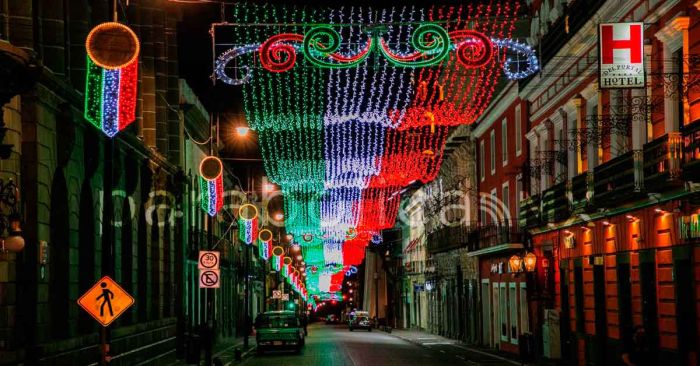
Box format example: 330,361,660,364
49,169,70,338
78,180,96,334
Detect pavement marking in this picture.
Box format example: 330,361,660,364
417,337,438,340
439,350,446,354
422,342,454,345
457,355,465,360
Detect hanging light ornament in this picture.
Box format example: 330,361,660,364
257,229,273,261
271,246,284,271
199,156,224,216
238,203,259,245
84,22,139,137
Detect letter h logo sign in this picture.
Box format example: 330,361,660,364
600,23,643,65
599,22,645,89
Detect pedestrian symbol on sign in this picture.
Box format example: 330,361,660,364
78,276,134,327
97,282,115,317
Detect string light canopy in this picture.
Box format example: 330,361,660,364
212,3,535,299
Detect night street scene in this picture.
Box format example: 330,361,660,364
0,0,699,365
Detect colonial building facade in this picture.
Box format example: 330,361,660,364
0,1,253,364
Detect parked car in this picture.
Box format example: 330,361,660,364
255,311,305,354
348,311,372,331
325,314,339,324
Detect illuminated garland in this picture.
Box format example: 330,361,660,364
258,229,273,261
238,204,259,244
199,176,224,217
221,4,525,299
84,22,139,137
84,57,138,137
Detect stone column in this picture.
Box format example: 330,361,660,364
655,16,690,133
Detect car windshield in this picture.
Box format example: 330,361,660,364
257,314,299,329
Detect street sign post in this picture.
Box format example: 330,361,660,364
272,290,281,299
199,269,221,288
77,276,134,366
281,293,289,301
78,276,135,327
198,250,220,270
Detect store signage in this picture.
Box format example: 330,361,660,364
490,262,504,274
598,22,645,88
679,213,700,240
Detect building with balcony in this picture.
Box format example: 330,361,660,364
516,0,700,365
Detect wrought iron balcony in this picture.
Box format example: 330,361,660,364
426,223,479,254
518,194,540,229
478,219,522,250
643,132,683,192
682,120,700,179
570,173,588,210
541,181,569,222
592,150,640,207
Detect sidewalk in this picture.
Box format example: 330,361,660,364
388,328,558,366
169,336,256,366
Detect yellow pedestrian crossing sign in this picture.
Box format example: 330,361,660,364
78,276,134,327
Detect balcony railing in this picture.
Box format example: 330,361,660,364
593,150,639,207
426,223,479,254
478,220,522,250
643,133,683,192
518,194,540,229
542,181,569,222
682,120,700,179
571,173,588,209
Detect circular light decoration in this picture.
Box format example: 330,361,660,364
371,233,383,244
86,22,140,70
200,156,223,180
198,156,224,216
84,22,140,137
271,246,284,271
258,229,273,261
238,203,259,244
302,233,314,243
345,227,357,240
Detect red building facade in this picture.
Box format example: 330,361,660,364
516,0,700,365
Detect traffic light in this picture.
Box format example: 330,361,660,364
287,302,295,310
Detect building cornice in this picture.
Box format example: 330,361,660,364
655,13,689,51
472,82,517,138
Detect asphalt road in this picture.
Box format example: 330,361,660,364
241,323,507,366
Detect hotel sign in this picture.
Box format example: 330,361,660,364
598,22,645,89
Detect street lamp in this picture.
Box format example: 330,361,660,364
508,254,523,273
236,126,250,137
523,252,537,272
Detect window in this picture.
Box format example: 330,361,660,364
500,282,508,341
502,181,510,214
480,196,487,226
482,280,492,346
515,105,522,156
491,188,498,224
515,176,522,221
509,283,518,343
490,130,496,174
480,141,485,182
492,282,500,346
519,282,529,333
502,118,508,166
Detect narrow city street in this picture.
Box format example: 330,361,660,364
243,323,502,366
1,1,699,365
